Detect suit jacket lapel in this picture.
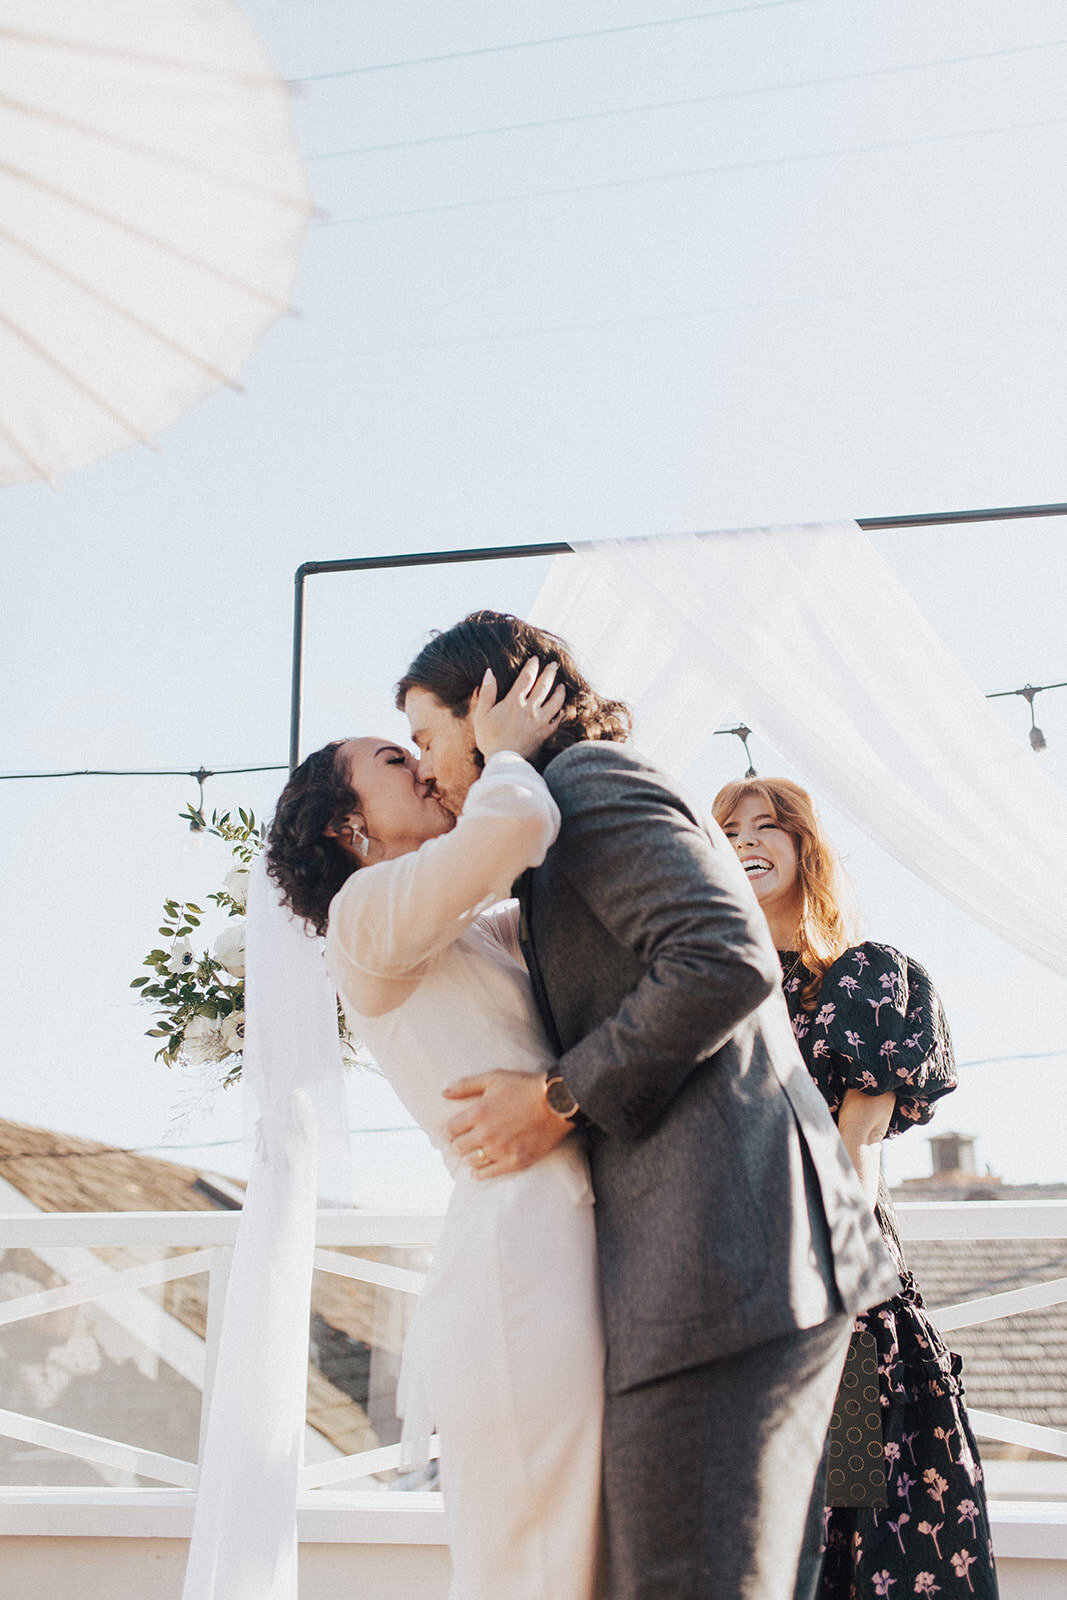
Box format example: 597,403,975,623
515,869,563,1055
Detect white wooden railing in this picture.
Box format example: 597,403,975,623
897,1201,1067,1466
0,1208,443,1507
0,1201,1064,1576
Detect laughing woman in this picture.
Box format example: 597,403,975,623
713,777,998,1600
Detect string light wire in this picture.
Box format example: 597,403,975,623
316,114,1067,229
4,1049,1065,1166
0,765,287,781
289,3,805,83
0,682,1063,789
0,1125,424,1161
308,39,1067,162
4,1049,1063,1163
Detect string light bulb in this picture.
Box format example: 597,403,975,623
1028,718,1047,752
188,767,212,831
1020,686,1047,753
714,723,757,778
985,679,1064,753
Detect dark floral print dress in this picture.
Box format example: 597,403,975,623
781,942,999,1600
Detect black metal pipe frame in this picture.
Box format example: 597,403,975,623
288,501,1067,770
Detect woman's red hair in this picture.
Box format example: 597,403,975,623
711,777,856,1010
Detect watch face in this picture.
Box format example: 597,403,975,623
545,1076,579,1119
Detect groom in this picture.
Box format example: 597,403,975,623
397,611,898,1600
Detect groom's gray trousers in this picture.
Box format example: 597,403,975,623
601,1311,851,1600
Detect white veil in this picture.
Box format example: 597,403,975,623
181,857,345,1600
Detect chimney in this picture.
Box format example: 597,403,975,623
929,1132,977,1177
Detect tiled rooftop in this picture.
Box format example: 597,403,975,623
893,1157,1067,1453
0,1117,400,1461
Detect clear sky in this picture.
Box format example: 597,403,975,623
1,1,1064,1207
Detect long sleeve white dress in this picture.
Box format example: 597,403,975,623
324,751,604,1600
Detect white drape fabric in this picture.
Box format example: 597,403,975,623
181,858,346,1600
530,522,1067,976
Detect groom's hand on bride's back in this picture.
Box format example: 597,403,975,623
444,1070,570,1177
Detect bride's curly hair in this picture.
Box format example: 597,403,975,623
711,777,856,1011
266,741,364,935
395,609,632,770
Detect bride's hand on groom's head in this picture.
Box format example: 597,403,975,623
471,656,565,764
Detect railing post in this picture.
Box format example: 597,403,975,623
198,1245,233,1465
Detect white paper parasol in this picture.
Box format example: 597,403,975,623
0,0,313,486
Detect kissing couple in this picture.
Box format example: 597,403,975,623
262,609,898,1600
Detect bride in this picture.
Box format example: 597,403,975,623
263,658,604,1600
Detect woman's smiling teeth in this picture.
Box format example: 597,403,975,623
742,857,774,877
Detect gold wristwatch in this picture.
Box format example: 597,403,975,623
544,1070,582,1122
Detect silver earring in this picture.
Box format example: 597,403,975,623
352,828,371,858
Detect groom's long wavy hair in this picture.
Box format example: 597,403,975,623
395,610,632,770
711,777,856,1010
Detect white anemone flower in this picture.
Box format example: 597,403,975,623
166,938,196,976
222,866,250,909
182,1014,230,1065
221,1012,246,1053
213,921,246,977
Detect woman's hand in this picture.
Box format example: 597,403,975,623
472,657,565,763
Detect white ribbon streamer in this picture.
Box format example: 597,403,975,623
182,859,346,1600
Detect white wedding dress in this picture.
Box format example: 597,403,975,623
325,751,604,1600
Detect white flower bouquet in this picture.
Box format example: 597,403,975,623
134,807,361,1086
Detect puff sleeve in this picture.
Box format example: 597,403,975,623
796,942,957,1137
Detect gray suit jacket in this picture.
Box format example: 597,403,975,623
522,741,900,1395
